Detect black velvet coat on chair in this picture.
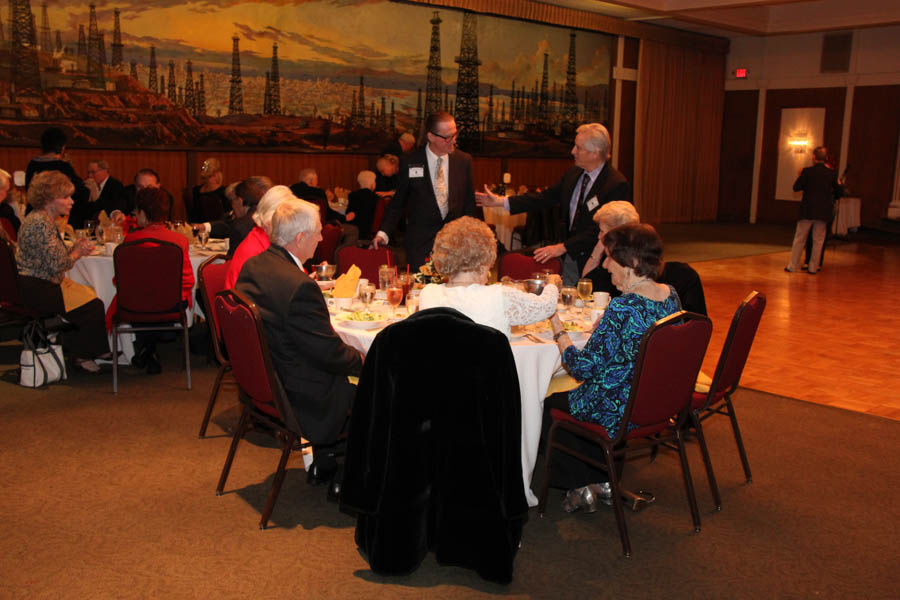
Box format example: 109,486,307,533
340,307,528,584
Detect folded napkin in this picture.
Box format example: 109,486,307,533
333,265,360,298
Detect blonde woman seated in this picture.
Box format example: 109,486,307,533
418,216,560,338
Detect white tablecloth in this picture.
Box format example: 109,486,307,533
482,206,527,250
68,249,211,360
833,196,861,236
333,312,587,507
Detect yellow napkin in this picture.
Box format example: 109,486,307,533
333,265,361,298
98,210,111,227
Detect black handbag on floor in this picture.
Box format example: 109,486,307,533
19,321,67,388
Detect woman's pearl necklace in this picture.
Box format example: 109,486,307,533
624,277,652,294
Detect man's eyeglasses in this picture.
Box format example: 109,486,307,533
430,130,458,141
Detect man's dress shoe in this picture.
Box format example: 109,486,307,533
306,462,337,486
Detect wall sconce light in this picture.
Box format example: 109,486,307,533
502,172,511,184
789,132,809,154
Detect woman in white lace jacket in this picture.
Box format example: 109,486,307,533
418,216,560,338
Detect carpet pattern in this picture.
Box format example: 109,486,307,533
1,346,899,599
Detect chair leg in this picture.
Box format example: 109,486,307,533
259,433,295,530
198,363,227,438
723,395,752,482
182,318,191,390
604,445,631,557
537,422,557,515
217,406,251,496
675,428,702,533
690,413,722,511
112,324,119,394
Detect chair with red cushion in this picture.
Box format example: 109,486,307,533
112,238,191,393
313,223,342,265
497,252,562,281
538,311,713,557
369,196,391,237
687,291,766,510
336,244,396,285
214,289,311,529
0,217,16,242
197,254,230,438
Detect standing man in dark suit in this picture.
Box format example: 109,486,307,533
477,123,630,285
85,160,125,218
373,111,476,271
785,145,844,275
236,197,363,484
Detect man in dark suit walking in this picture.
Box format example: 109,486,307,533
477,123,630,285
373,111,476,271
237,197,363,484
785,145,844,275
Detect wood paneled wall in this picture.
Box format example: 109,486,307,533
846,85,900,224
718,90,759,222
757,88,846,224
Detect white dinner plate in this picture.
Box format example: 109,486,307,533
335,314,389,330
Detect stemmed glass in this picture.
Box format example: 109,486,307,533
360,283,376,315
83,219,97,240
560,286,576,317
577,278,593,318
386,282,404,317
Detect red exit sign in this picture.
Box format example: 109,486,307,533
735,68,748,79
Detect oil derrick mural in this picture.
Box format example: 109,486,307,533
263,43,281,115
10,0,42,99
539,53,549,126
167,60,176,102
111,9,123,68
38,2,50,53
228,35,243,115
86,4,103,87
184,61,195,115
424,11,442,119
148,46,158,93
561,32,578,137
453,12,480,151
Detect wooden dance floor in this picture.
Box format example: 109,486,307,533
693,238,900,421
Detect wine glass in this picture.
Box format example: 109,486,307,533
198,229,210,248
577,278,593,317
83,219,97,240
560,286,576,317
386,283,404,317
360,283,376,314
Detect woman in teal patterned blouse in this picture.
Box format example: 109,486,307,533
543,223,681,513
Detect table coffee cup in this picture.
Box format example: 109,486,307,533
593,292,610,308
105,242,117,256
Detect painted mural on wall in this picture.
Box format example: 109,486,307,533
0,0,613,156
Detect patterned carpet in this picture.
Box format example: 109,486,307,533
1,342,899,599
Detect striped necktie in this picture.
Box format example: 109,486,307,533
435,156,448,219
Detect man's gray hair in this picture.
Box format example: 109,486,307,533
298,167,317,184
253,185,296,232
593,200,639,229
89,159,110,171
269,198,321,247
576,123,612,159
357,170,376,189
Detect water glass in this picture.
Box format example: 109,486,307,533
360,283,376,311
378,264,396,290
560,286,577,312
406,295,419,315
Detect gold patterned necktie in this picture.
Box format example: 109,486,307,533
435,156,448,219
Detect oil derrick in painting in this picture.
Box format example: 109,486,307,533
454,11,481,151
539,53,549,126
77,24,85,65
167,60,176,102
148,46,158,93
415,88,423,134
379,97,386,130
349,90,356,126
184,61,195,115
228,35,243,115
425,11,442,119
129,60,136,79
263,43,281,115
99,32,107,66
356,76,365,126
561,32,578,137
197,74,206,117
485,84,493,133
86,4,104,87
111,9,123,68
55,29,62,52
38,2,51,53
10,0,42,99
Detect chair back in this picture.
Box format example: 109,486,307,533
312,223,341,266
498,252,562,280
113,238,184,321
198,254,229,363
620,311,712,441
0,237,27,316
0,217,16,242
370,196,391,236
214,290,298,429
695,291,766,410
336,245,396,284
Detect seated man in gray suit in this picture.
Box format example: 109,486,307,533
236,197,363,485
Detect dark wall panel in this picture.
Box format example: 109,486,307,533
718,90,759,222
846,85,900,223
757,87,846,224
617,80,637,188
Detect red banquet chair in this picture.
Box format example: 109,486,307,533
497,251,561,281
0,217,16,242
369,195,391,238
197,254,230,438
336,244,396,285
111,238,191,394
214,289,311,529
538,311,713,557
313,223,342,265
686,291,766,510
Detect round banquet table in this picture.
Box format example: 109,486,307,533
482,206,527,250
68,247,212,361
332,308,588,507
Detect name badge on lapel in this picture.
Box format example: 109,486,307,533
586,196,599,212
408,165,425,178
